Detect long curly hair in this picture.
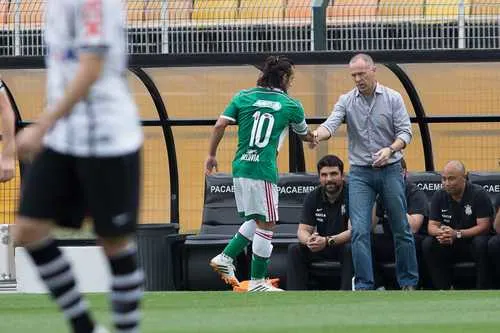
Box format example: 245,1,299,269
257,55,294,92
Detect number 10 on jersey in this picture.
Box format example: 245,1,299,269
249,111,275,148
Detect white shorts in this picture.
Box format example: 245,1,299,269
233,177,279,222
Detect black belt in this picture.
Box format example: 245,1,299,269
354,159,401,169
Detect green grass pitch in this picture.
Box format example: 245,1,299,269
1,291,500,332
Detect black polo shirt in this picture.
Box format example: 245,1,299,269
301,183,349,236
429,183,494,230
376,181,429,236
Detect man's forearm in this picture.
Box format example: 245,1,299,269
331,230,351,246
461,223,490,238
208,125,225,157
390,137,406,152
298,230,312,245
41,54,103,129
0,91,15,156
298,129,316,143
428,222,442,237
407,213,424,234
315,125,332,141
495,212,500,234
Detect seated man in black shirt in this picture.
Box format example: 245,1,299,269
287,155,352,290
372,158,430,289
423,160,493,290
487,195,500,288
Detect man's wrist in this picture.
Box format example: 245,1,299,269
388,146,396,155
327,236,336,247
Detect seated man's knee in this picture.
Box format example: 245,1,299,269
413,234,424,253
472,235,490,251
287,243,301,256
488,235,500,255
422,236,438,255
343,242,352,251
13,217,52,247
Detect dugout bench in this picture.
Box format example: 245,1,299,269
178,171,500,291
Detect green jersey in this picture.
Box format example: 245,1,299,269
222,87,308,184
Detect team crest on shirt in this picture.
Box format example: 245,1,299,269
464,204,472,216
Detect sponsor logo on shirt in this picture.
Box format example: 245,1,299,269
83,0,102,37
315,209,325,223
253,100,282,111
112,212,130,226
240,149,260,162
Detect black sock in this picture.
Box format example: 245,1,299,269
108,245,144,333
27,238,95,333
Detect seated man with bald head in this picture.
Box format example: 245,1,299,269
423,160,494,290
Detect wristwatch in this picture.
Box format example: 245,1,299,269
388,147,396,156
327,236,336,247
456,230,462,239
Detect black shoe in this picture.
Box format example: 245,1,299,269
401,285,416,291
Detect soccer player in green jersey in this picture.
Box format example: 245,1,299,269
205,56,317,292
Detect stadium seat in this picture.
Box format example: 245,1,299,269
144,0,162,23
471,0,500,16
182,173,251,290
126,0,145,24
192,0,238,21
18,0,45,28
425,0,471,19
0,0,8,26
144,0,192,24
166,0,193,21
378,0,425,19
181,172,318,290
327,0,378,20
285,0,312,20
468,172,500,206
407,171,443,201
239,0,285,21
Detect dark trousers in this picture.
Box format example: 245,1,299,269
372,233,430,289
286,242,353,290
422,235,491,290
487,234,500,288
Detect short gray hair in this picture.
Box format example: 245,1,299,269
349,53,375,67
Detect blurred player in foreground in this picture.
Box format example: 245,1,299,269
14,1,143,332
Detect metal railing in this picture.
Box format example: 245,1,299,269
1,1,500,56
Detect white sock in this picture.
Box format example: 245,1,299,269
252,228,273,258
238,219,256,241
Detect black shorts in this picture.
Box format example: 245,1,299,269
19,148,140,238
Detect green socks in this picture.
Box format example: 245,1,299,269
223,233,250,259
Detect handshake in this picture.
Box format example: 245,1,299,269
307,129,320,149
